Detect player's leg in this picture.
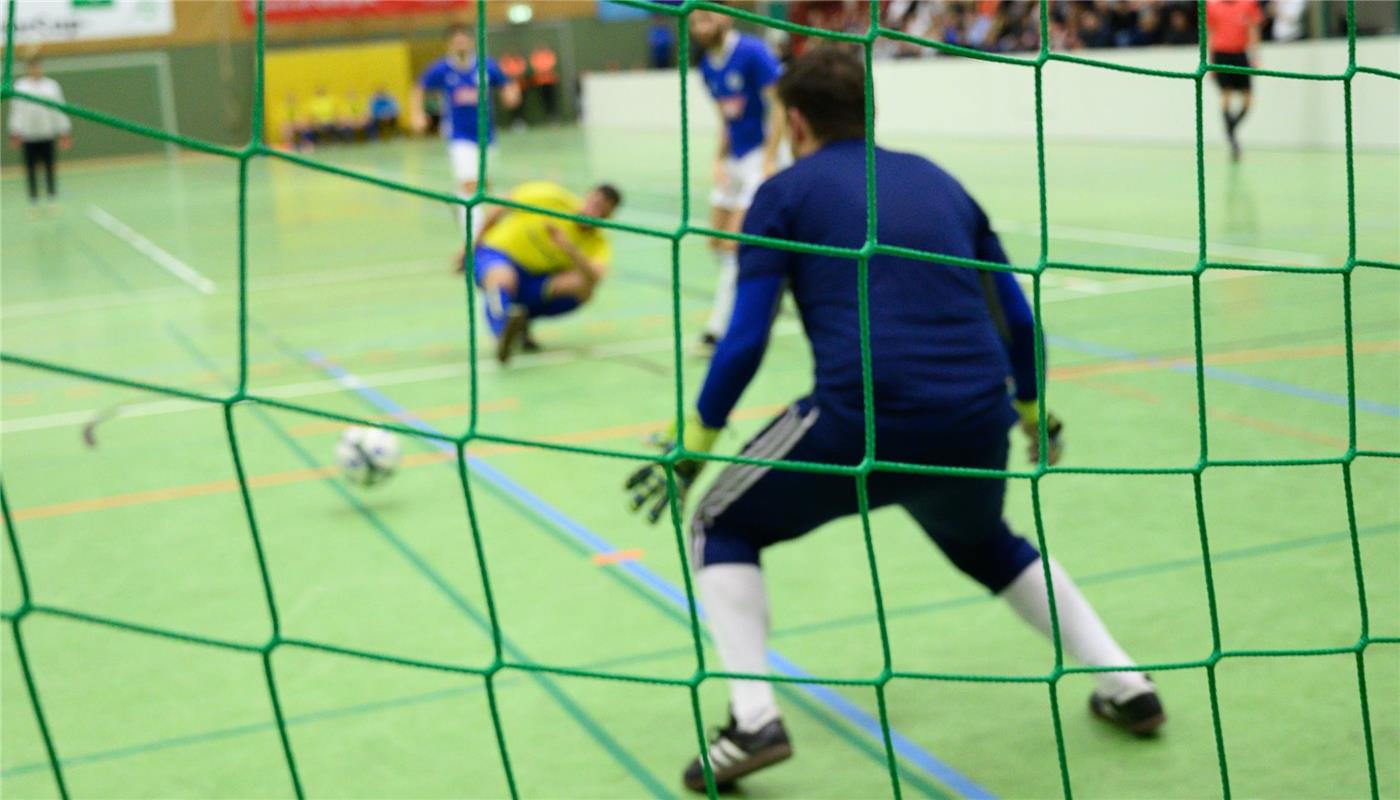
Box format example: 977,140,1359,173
702,151,759,355
39,140,56,203
701,206,742,354
898,439,1164,736
471,246,524,362
21,141,39,206
497,268,599,355
1230,78,1253,161
448,140,485,240
685,399,865,791
536,269,598,315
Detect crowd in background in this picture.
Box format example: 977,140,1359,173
782,0,1310,57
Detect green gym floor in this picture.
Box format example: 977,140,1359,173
1,125,1397,799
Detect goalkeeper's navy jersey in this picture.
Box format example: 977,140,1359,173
696,139,1035,442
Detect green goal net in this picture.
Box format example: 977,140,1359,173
2,1,1396,797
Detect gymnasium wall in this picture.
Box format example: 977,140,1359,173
582,37,1400,152
2,10,656,161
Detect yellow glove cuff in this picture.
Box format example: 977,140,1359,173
682,413,722,454
1013,399,1040,427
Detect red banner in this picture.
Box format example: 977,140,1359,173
240,0,470,25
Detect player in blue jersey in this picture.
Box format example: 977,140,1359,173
626,47,1166,792
690,8,788,356
410,24,522,242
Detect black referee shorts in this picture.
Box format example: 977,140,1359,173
1212,51,1252,91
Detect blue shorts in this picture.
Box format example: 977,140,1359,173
473,246,553,310
690,396,1039,593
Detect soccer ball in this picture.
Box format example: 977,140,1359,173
335,426,401,487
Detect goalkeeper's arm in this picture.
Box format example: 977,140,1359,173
626,271,784,522
977,205,1063,464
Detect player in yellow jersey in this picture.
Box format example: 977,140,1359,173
468,181,622,363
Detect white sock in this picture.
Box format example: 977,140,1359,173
1001,557,1152,700
699,563,780,732
455,193,487,244
705,250,738,339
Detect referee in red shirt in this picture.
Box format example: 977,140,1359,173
1206,0,1263,162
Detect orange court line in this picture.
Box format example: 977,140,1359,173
1074,378,1349,449
8,402,786,524
1205,408,1349,449
10,450,453,523
591,548,645,566
467,402,788,459
12,330,1377,527
1049,340,1400,382
4,393,38,406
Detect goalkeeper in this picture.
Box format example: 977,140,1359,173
626,46,1165,793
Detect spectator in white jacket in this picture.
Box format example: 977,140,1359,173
8,58,72,209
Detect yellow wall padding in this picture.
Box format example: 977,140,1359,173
264,40,412,145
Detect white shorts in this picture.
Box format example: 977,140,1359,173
710,148,769,211
448,139,496,185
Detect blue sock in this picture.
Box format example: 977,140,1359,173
483,286,510,337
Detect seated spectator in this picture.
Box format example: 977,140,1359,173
1162,6,1199,45
648,15,676,69
1078,9,1115,48
367,87,400,139
344,89,370,136
280,92,311,150
300,85,353,148
1107,1,1143,47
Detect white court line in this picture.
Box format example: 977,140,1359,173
0,322,805,435
85,205,217,295
998,221,1332,267
0,218,1303,436
622,205,1333,270
1023,268,1255,303
1,258,447,320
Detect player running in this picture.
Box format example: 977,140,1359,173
411,24,522,239
690,8,787,356
625,47,1165,793
469,181,622,364
1206,0,1262,162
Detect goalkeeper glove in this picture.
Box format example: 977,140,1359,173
624,414,721,525
1014,399,1065,466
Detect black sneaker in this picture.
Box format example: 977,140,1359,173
682,715,792,793
1090,683,1166,737
496,305,529,365
521,329,542,353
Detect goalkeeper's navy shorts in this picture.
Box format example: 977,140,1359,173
690,396,1039,593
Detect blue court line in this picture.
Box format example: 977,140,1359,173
1047,335,1400,418
301,348,997,800
6,520,1396,782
